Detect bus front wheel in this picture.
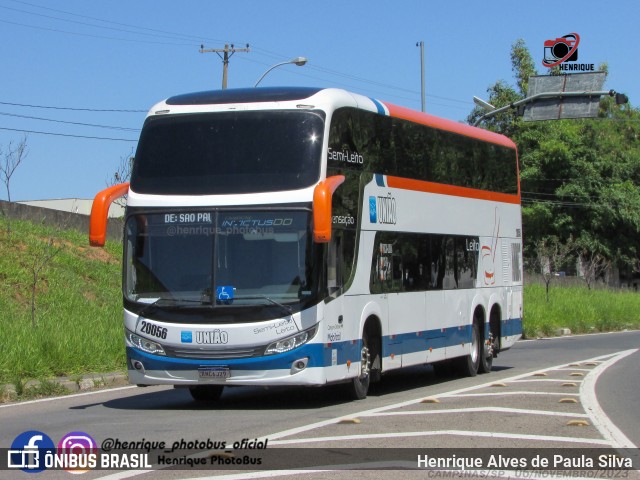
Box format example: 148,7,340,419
347,334,371,400
189,385,224,402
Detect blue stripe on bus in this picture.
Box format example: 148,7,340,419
370,97,386,115
375,173,386,187
127,343,326,371
127,318,522,372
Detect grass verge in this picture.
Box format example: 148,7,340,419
0,216,124,387
523,283,640,338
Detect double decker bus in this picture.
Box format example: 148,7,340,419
90,87,523,401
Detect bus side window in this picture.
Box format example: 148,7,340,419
392,255,403,292
427,236,446,290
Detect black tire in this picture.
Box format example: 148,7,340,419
188,385,224,402
478,328,494,374
456,322,480,377
346,332,371,400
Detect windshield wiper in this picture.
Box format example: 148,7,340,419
235,295,294,317
138,298,212,317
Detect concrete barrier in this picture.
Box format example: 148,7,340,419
0,200,124,243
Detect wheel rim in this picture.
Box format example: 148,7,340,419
359,343,371,379
470,326,479,364
486,332,494,358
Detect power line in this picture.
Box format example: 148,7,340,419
6,0,233,44
0,4,207,46
0,100,146,113
0,18,194,46
251,46,473,106
232,54,468,109
0,126,137,142
0,111,140,131
520,196,630,209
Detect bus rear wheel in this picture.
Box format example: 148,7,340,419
189,385,224,402
347,334,371,400
478,331,494,374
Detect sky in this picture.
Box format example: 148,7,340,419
0,0,639,202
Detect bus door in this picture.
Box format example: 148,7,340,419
323,231,349,383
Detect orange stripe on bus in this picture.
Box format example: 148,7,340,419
385,176,521,204
383,102,517,150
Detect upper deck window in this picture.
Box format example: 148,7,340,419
328,108,518,195
131,110,324,195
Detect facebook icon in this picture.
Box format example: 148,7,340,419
8,430,56,473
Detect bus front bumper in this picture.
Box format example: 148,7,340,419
125,341,359,387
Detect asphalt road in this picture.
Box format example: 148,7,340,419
1,331,639,480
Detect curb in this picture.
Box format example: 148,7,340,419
1,372,130,400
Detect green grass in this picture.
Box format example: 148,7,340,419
523,283,640,338
0,216,124,384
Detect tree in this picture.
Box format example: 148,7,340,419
579,251,611,290
510,38,538,97
531,236,575,302
0,136,28,235
471,39,640,277
108,148,134,186
467,39,536,137
107,149,134,209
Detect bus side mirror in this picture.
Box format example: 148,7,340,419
313,175,345,243
89,182,130,247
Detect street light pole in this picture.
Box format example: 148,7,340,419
416,41,425,112
254,57,308,87
472,90,627,126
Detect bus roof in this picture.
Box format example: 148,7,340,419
161,87,516,150
166,87,324,106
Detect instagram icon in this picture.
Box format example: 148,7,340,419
58,431,97,474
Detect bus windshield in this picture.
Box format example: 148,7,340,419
131,110,324,195
124,210,321,319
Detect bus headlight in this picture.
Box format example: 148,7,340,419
127,330,166,355
265,326,317,355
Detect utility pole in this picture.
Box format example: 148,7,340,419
199,43,250,89
416,41,425,112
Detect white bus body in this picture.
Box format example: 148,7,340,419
90,87,523,401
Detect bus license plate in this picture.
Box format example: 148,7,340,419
198,367,230,380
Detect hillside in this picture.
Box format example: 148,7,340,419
0,216,125,384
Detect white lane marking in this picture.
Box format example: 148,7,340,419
580,349,638,448
0,385,137,409
555,367,594,371
509,378,583,383
361,406,589,418
450,391,580,397
91,471,154,480
518,330,640,342
268,430,611,446
178,464,412,480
